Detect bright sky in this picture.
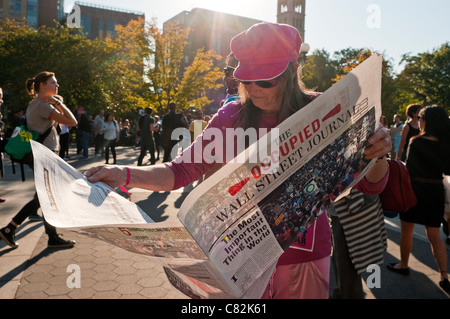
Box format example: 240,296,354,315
65,0,449,73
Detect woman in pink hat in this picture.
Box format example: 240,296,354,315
86,23,391,299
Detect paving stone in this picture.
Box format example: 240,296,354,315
92,280,119,292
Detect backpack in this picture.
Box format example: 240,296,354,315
379,160,418,214
5,125,52,161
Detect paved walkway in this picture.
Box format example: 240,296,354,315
0,145,449,299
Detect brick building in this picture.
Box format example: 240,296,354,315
0,0,64,28
75,1,144,40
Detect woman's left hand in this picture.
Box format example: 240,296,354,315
364,126,392,160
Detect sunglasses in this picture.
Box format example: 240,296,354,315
240,79,278,89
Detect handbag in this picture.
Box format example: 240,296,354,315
5,125,52,161
379,160,418,214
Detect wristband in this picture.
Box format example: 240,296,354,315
124,167,131,187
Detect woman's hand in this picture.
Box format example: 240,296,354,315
85,165,127,189
364,126,392,160
44,95,62,105
85,164,176,192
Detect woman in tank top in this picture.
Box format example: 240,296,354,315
397,104,421,161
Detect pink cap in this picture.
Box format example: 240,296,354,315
230,22,302,81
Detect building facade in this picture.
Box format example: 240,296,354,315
0,0,64,28
164,8,263,113
75,1,144,40
277,0,306,41
164,8,263,72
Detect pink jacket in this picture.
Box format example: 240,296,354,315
166,101,387,265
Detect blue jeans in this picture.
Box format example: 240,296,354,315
78,130,90,157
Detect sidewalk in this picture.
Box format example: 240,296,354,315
1,145,449,299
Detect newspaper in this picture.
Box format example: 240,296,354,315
32,53,383,299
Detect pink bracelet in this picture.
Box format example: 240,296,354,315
124,167,130,187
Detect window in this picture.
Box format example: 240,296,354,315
81,16,92,37
26,0,38,28
10,0,22,15
106,20,117,38
98,19,104,39
56,0,64,20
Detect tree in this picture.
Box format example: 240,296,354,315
331,48,373,83
175,48,223,110
302,47,399,124
145,21,224,115
145,21,190,114
301,49,337,92
104,17,151,115
396,43,449,113
0,19,116,115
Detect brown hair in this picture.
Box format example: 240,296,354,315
405,103,421,119
25,71,55,96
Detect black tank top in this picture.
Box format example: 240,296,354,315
401,122,420,161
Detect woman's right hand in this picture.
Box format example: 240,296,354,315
44,95,62,105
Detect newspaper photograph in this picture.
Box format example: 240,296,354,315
32,53,383,299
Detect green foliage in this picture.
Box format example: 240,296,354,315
145,21,190,114
396,43,449,113
0,19,115,115
0,18,224,120
302,43,449,126
301,49,337,92
175,48,223,109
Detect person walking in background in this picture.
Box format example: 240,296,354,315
137,107,156,166
387,105,450,294
222,53,240,106
103,112,120,164
0,71,77,249
85,22,392,299
189,110,207,142
93,109,105,156
76,107,91,159
162,102,188,162
389,114,404,160
153,115,162,161
0,87,5,204
58,123,70,160
379,115,388,128
397,104,421,161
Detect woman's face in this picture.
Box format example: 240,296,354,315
41,76,59,96
243,82,283,114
